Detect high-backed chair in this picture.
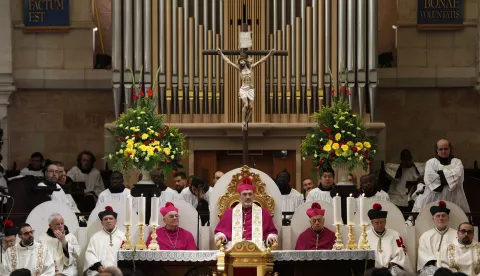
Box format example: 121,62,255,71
209,166,282,249
26,201,80,238
289,200,336,249
413,200,467,270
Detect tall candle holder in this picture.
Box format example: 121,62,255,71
347,224,358,250
333,224,345,250
121,224,133,250
136,223,147,250
359,224,371,250
147,225,160,250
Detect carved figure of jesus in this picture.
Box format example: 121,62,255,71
216,48,275,130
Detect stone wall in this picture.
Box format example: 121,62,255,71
377,87,480,166
7,89,114,170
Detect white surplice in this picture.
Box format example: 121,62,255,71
305,188,333,204
37,183,80,213
83,228,125,276
38,233,81,276
360,228,413,274
3,242,55,276
387,166,421,207
180,187,213,208
20,168,44,177
440,240,480,275
281,189,304,219
417,227,457,273
356,191,390,211
421,158,470,213
67,166,105,196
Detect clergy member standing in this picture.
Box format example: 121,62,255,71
146,202,197,250
306,169,336,203
84,206,125,276
214,177,278,250
38,163,80,213
97,171,137,209
440,222,480,275
2,223,55,276
38,213,81,276
360,203,412,275
417,201,457,276
180,176,212,225
275,170,303,221
295,202,336,250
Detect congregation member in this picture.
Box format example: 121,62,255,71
67,151,105,211
440,222,480,275
357,174,390,207
2,223,55,275
151,170,179,205
215,177,278,250
417,201,457,276
180,176,212,225
39,162,80,213
295,202,336,250
54,161,73,193
275,170,303,221
146,202,196,250
84,206,125,276
212,171,224,186
360,203,412,275
413,139,469,213
306,168,336,203
302,178,315,200
38,213,81,276
173,172,188,193
20,152,45,177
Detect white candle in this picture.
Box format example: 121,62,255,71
125,195,133,225
333,193,343,225
347,193,355,225
138,194,146,225
360,193,369,225
150,195,159,226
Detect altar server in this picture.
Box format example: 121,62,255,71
306,169,335,203
360,203,412,275
440,222,480,275
2,223,55,276
146,202,197,250
295,202,336,250
417,201,457,276
215,177,278,250
84,206,125,276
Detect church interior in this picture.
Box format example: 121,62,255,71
1,0,480,275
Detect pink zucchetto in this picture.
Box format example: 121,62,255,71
160,202,178,216
237,177,256,193
306,202,325,218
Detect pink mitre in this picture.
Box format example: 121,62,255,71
160,202,178,216
306,202,325,217
237,177,256,193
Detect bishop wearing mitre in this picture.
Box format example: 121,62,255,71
214,177,278,250
360,203,412,275
84,206,125,276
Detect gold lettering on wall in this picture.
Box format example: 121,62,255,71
27,0,65,23
419,10,460,19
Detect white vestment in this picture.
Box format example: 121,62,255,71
440,240,480,275
20,168,44,177
38,233,81,276
420,158,470,213
67,166,105,196
3,242,55,276
38,183,80,213
84,228,125,276
417,227,457,273
180,187,213,208
97,188,138,209
158,187,180,206
281,189,304,217
305,188,333,204
360,228,413,274
387,166,421,207
0,168,8,204
356,191,390,210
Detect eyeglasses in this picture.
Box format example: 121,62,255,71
21,230,35,235
167,214,179,219
459,229,474,234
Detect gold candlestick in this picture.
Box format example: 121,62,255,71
121,224,133,250
347,224,358,250
359,224,371,250
136,223,147,250
333,224,345,250
148,225,160,250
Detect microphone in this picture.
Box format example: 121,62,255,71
0,194,10,198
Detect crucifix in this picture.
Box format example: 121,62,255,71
203,4,288,165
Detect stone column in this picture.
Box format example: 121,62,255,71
0,0,16,168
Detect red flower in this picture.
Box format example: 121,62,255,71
339,143,343,147
154,148,159,153
166,159,171,163
329,135,334,140
331,89,335,95
365,149,369,154
139,91,145,97
115,137,119,142
330,157,334,161
325,128,331,133
314,167,319,172
133,95,139,101
331,151,335,155
319,160,324,165
123,159,127,163
353,147,358,152
143,141,149,145
147,89,153,97
131,89,135,94
346,90,351,96
121,137,126,141
373,203,382,211
368,160,372,165
339,87,344,93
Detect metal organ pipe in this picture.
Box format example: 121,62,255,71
368,0,378,122
173,0,178,75
159,0,165,74
301,0,306,76
184,0,189,76
347,0,356,108
357,0,367,117
134,0,142,74
123,0,133,106
338,0,347,94
112,0,121,118
324,0,331,106
144,0,152,89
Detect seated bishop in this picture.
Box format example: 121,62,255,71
439,222,480,275
214,177,278,250
295,202,336,250
146,202,197,250
38,213,81,276
360,203,412,275
417,201,457,276
0,220,18,275
3,223,55,276
84,206,125,276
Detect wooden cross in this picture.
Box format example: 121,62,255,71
203,4,288,165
